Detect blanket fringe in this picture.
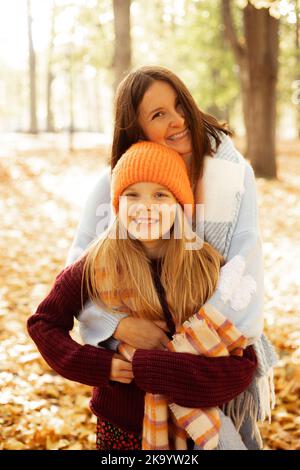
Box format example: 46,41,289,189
222,391,257,432
257,368,276,422
221,366,276,448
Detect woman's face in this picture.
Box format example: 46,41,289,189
119,182,177,243
137,81,192,159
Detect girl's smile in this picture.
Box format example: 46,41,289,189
132,217,160,226
119,182,177,253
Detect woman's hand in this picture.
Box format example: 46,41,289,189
113,317,170,350
109,353,134,384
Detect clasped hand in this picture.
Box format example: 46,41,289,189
109,318,170,384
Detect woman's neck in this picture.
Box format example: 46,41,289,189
180,152,195,192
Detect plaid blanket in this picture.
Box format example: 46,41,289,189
118,303,247,450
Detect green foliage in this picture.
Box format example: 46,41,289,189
51,1,114,74
131,0,240,122
277,2,299,119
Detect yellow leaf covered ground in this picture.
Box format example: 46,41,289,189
0,135,299,450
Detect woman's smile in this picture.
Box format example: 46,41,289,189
166,127,190,142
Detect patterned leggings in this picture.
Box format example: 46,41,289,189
96,417,142,450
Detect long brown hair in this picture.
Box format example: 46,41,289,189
83,207,223,328
110,65,232,190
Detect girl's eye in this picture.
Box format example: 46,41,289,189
155,192,169,198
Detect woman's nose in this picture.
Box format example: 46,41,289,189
169,110,185,127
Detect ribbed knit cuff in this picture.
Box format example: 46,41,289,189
97,311,127,344
78,302,128,346
82,346,115,387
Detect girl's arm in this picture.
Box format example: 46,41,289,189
27,260,115,387
132,346,257,408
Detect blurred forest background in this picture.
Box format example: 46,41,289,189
1,0,300,450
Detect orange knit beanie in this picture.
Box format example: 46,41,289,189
111,141,194,215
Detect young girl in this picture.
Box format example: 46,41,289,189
28,141,258,450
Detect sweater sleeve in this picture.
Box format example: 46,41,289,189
132,345,257,408
66,166,112,266
27,260,114,387
203,162,264,345
65,166,128,349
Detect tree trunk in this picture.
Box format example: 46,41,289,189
27,0,38,134
68,41,74,153
222,0,279,178
244,4,278,178
46,0,56,132
112,0,132,93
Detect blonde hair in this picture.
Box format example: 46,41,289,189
83,207,223,328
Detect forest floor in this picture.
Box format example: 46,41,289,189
0,134,299,450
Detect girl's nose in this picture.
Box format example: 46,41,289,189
132,199,154,213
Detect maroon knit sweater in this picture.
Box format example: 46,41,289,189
27,259,258,433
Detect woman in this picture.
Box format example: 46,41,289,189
66,66,277,448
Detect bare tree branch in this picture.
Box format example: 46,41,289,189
221,0,245,63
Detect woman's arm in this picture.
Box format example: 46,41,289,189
27,260,115,387
110,162,265,350
66,167,111,265
203,162,264,344
130,161,261,408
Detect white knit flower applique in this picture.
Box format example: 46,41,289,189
217,255,257,311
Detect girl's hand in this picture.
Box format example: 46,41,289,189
113,318,170,350
109,353,134,384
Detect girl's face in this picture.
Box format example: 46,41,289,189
119,182,177,244
138,81,192,159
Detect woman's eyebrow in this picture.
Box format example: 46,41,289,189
147,107,163,118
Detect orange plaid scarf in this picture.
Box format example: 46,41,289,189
118,303,247,450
